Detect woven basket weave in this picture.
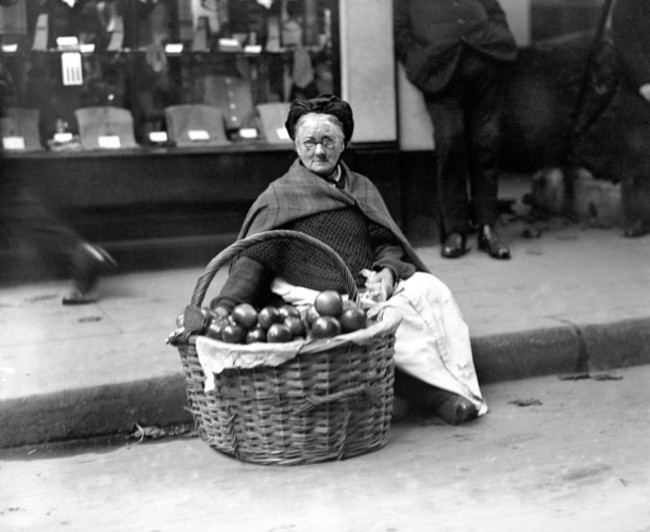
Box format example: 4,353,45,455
170,230,401,466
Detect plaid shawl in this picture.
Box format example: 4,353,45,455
239,158,430,273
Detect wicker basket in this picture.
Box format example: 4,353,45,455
169,230,401,466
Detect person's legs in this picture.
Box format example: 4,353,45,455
426,93,471,258
620,155,644,236
463,52,511,259
62,243,118,304
7,186,79,264
464,53,503,228
426,93,470,237
619,85,650,237
7,185,117,304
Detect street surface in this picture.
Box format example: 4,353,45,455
1,364,650,532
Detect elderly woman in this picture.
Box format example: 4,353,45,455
213,95,486,425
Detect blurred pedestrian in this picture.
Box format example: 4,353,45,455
393,0,518,258
611,0,650,238
2,185,117,305
1,66,116,305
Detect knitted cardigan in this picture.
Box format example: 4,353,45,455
214,159,430,310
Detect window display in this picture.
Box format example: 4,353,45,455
0,0,339,152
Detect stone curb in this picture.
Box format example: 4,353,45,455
581,317,650,372
471,324,583,384
0,376,192,449
2,318,650,449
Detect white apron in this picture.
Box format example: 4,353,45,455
374,272,487,416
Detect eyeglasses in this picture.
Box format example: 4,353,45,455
301,137,341,150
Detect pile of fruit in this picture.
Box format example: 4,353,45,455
179,290,368,344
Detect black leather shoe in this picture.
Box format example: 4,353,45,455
477,225,510,260
441,232,468,259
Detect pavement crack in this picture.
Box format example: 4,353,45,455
554,318,589,373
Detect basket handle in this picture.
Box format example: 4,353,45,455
190,229,360,307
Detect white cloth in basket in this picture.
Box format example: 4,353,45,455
196,338,304,392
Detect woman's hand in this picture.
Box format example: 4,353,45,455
369,268,395,299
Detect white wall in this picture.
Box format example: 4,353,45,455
500,0,531,47
339,0,397,143
397,63,435,151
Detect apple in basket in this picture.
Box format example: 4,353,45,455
246,327,267,344
284,315,306,337
231,303,259,329
198,302,309,344
193,296,368,344
340,305,367,333
304,290,369,339
314,290,344,317
221,322,247,344
310,315,342,339
305,305,321,327
278,303,301,320
266,323,293,343
258,305,283,329
206,317,228,341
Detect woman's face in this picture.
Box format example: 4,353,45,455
294,113,345,177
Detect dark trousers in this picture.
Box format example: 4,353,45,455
617,84,650,230
425,47,506,235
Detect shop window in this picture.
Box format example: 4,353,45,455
0,0,339,151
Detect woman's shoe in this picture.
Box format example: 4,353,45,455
393,372,478,425
441,232,468,259
426,387,478,425
477,225,510,260
435,395,478,426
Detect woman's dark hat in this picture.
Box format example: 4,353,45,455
284,94,354,144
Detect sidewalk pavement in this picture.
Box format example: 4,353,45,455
3,365,650,532
1,218,650,448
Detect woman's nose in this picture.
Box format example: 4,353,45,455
314,143,327,155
